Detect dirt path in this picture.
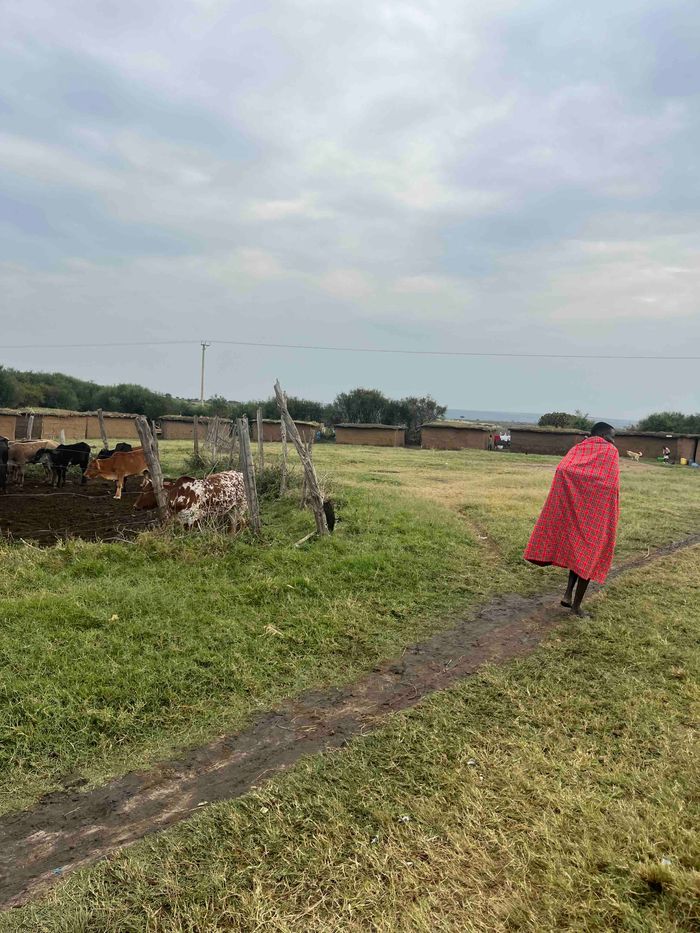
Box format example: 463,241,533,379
1,534,698,909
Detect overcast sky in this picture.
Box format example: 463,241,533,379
2,0,699,418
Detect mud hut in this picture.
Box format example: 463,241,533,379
251,419,319,444
0,410,17,440
421,421,496,450
335,424,406,447
614,431,699,463
42,412,88,440
13,412,44,439
159,416,208,441
510,427,587,456
85,412,140,440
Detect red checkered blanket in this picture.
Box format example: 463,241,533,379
524,436,620,583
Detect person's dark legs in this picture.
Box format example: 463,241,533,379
571,576,590,615
561,570,577,607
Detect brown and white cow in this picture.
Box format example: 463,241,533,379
135,471,248,531
84,447,149,499
8,439,59,486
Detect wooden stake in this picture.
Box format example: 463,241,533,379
274,380,328,536
97,409,109,449
193,415,201,460
135,416,169,523
237,417,261,535
26,413,34,440
228,423,238,468
280,416,288,496
211,415,220,461
256,407,264,473
59,429,66,445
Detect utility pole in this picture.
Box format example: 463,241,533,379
199,341,211,403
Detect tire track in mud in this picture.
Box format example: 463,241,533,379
1,533,698,909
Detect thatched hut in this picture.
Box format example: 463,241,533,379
421,421,495,450
614,431,699,463
509,427,587,456
251,419,319,444
0,409,17,440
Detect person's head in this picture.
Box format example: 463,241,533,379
590,422,615,443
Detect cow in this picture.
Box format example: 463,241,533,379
84,447,149,499
97,443,133,459
134,471,248,531
8,440,59,486
0,437,8,493
32,442,92,487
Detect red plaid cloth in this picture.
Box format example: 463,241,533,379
524,436,620,583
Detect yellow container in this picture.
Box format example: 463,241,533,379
680,457,688,465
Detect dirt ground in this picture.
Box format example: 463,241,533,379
1,532,697,909
0,477,157,545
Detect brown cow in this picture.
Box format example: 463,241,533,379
85,447,148,499
8,439,59,486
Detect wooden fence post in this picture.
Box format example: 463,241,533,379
211,416,220,461
59,429,66,445
228,423,238,469
135,416,170,523
237,417,261,535
193,415,201,461
280,416,288,496
97,409,109,449
274,381,328,536
256,407,264,473
26,414,34,440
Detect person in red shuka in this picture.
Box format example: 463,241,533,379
523,422,620,616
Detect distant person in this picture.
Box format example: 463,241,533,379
662,445,671,463
523,422,620,616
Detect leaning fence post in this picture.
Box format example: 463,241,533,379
135,416,169,523
97,409,109,449
256,407,265,473
274,381,328,536
280,416,288,496
237,417,261,535
193,415,201,461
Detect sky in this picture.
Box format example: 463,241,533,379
1,0,699,419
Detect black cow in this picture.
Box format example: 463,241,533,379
97,443,133,459
32,442,92,487
0,437,8,493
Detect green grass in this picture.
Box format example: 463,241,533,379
5,545,698,932
1,443,699,821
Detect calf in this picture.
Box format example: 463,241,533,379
84,447,148,499
135,470,248,531
8,440,59,486
33,442,92,487
0,438,8,493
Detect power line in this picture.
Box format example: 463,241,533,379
1,337,698,361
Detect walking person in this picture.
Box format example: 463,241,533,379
523,422,620,616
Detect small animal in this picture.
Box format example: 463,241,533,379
626,450,643,462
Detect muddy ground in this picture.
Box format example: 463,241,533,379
1,533,697,909
0,476,157,545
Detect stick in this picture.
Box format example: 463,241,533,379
257,407,264,473
97,409,109,449
274,380,328,536
280,417,288,496
293,531,316,548
135,416,169,523
228,423,239,469
60,429,66,445
237,417,261,535
211,416,220,461
26,413,34,440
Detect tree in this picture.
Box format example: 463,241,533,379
332,388,390,424
0,367,18,407
636,411,700,433
539,410,592,431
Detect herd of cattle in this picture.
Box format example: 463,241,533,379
0,438,249,530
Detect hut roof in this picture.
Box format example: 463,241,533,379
423,420,498,431
616,430,700,439
260,418,320,426
336,423,406,429
159,414,232,423
0,406,140,418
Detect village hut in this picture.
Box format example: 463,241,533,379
13,412,45,439
0,409,17,440
85,412,140,440
420,421,496,450
335,424,406,447
509,426,587,456
614,431,699,463
251,419,319,443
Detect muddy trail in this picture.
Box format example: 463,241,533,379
1,534,698,909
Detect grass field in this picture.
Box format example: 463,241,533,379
1,443,699,929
